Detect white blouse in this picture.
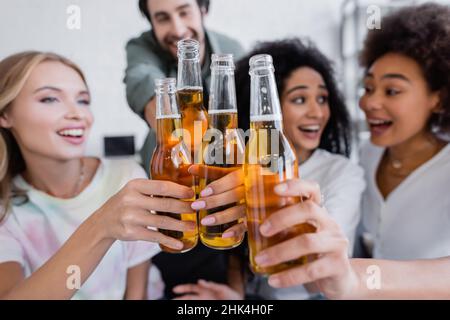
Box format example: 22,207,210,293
360,142,450,260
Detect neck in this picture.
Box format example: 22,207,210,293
388,131,442,161
296,148,313,165
21,152,85,199
385,131,447,175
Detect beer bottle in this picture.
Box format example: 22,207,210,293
244,54,316,274
150,78,198,253
176,39,208,170
199,54,245,249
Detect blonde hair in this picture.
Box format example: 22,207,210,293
0,51,87,219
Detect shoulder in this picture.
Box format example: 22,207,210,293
359,140,383,168
126,31,154,48
100,158,148,186
423,143,450,177
126,31,164,59
314,149,363,175
0,205,23,238
437,143,450,162
307,149,365,192
207,30,244,56
101,157,147,177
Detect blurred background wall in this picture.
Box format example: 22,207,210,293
0,0,448,157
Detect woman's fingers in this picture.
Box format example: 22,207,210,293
197,279,226,291
254,231,348,268
189,164,238,181
173,283,203,295
222,222,246,239
135,211,196,233
259,200,330,237
133,227,184,250
131,179,195,199
135,194,193,214
200,204,246,226
196,168,244,197
267,254,345,288
173,294,200,300
192,186,245,211
274,179,322,205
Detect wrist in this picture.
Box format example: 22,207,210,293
85,208,116,247
144,98,156,129
340,259,364,299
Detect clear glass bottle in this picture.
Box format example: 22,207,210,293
199,54,245,249
244,55,316,274
150,78,198,253
176,39,208,167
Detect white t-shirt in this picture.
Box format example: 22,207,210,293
0,159,163,300
252,149,366,300
360,142,450,260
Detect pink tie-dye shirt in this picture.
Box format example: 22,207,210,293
0,159,164,299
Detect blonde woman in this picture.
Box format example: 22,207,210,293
0,51,204,299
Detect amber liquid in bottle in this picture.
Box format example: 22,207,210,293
199,111,245,249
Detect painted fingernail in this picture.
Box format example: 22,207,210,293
260,221,272,235
191,200,206,210
268,276,280,287
255,253,269,266
222,231,235,238
200,187,213,197
173,286,182,292
201,216,216,225
274,183,287,193
175,242,184,250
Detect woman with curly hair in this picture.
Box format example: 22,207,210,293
241,3,450,299
358,2,450,261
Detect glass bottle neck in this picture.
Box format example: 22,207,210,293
177,46,202,89
249,70,283,130
209,67,237,114
155,78,180,119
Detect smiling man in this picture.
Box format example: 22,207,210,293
124,0,244,173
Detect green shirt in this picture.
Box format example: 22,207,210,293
124,30,245,171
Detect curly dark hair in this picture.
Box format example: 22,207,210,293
138,0,210,25
235,38,352,157
360,2,450,137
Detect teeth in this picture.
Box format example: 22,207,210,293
368,119,392,125
300,125,320,131
58,129,84,137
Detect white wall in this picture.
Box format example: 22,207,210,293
0,0,348,156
